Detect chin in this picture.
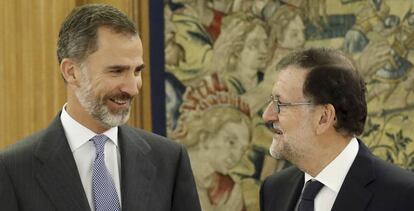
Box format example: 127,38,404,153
98,112,130,128
269,139,282,159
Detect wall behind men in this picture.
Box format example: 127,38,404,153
0,0,153,148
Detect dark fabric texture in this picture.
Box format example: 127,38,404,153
0,113,201,211
297,180,324,211
260,140,414,211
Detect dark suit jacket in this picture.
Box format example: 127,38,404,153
260,141,414,211
0,114,201,211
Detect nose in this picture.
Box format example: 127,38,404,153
262,101,278,123
120,72,141,97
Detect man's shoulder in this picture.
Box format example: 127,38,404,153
1,129,46,158
371,154,414,186
351,149,414,207
356,141,414,186
0,128,49,169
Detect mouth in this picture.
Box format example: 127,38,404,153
110,98,129,106
266,122,283,135
107,94,133,110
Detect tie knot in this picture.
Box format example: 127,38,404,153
301,180,324,201
91,134,109,154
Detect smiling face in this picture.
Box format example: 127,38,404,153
262,65,316,162
70,27,144,130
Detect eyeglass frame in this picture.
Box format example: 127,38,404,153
268,95,314,113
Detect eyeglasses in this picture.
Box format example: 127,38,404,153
268,95,313,113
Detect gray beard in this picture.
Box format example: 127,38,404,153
75,72,131,128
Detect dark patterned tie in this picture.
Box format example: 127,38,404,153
91,134,121,211
297,180,324,211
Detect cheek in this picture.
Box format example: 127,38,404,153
277,114,289,126
88,82,105,97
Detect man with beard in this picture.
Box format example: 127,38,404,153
0,4,200,211
260,47,414,211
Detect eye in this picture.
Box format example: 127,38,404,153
134,64,145,76
110,69,123,74
107,67,124,75
134,68,142,76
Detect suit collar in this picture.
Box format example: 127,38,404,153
331,140,375,211
34,114,91,211
60,107,119,150
33,113,158,211
283,169,304,211
118,125,156,211
269,166,304,211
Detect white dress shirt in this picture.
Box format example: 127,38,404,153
301,138,359,211
60,106,122,211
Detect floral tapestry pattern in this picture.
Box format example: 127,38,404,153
164,0,414,210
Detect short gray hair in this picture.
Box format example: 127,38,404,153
57,4,137,64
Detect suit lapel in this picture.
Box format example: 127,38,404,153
119,126,156,211
34,115,90,211
271,167,304,211
331,141,375,211
283,169,304,211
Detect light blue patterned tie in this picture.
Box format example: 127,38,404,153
91,134,121,211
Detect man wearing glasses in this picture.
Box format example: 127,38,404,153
260,47,414,211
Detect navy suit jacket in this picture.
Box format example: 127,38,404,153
260,141,414,211
0,114,201,211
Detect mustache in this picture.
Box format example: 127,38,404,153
265,122,273,130
265,121,282,134
265,122,277,133
106,92,134,101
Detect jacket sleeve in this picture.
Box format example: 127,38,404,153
171,145,201,211
0,156,19,211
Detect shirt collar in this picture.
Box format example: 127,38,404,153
304,138,359,193
60,104,118,152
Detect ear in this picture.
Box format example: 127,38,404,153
315,104,336,135
60,58,81,87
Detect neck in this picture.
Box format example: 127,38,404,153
295,134,352,177
66,91,109,134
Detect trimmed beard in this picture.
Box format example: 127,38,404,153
75,68,132,128
269,117,312,162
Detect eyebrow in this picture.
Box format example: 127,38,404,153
136,64,145,72
105,63,145,71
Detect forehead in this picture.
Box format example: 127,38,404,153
86,27,143,65
96,27,142,50
272,65,309,100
